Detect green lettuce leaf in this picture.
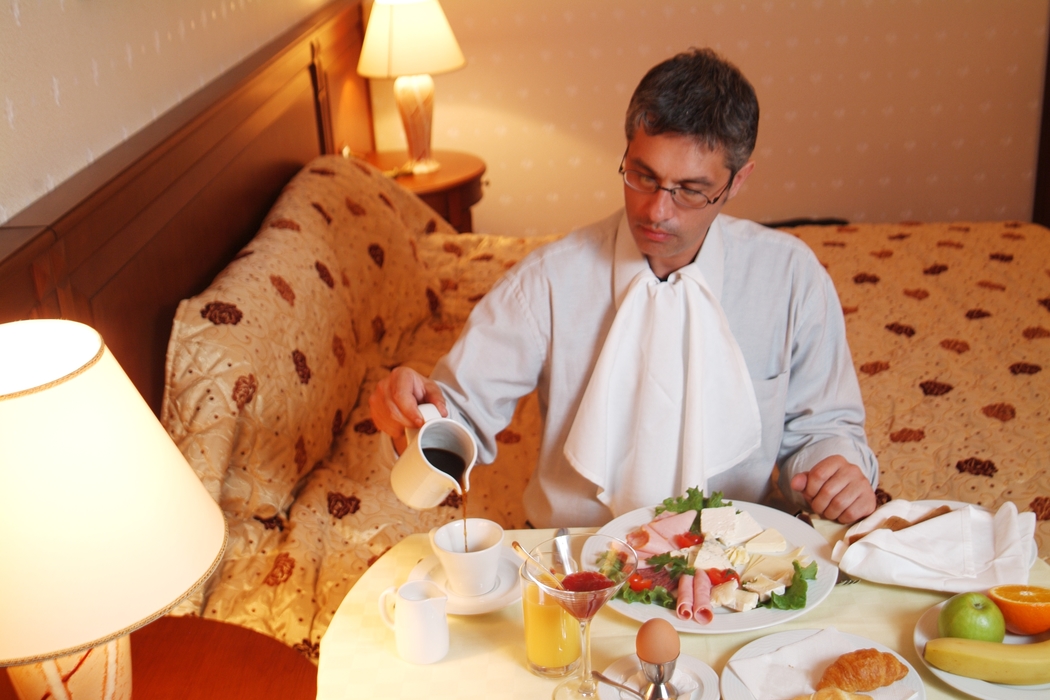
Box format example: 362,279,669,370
763,560,818,610
616,584,676,609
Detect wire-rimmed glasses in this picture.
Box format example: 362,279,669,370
619,153,735,209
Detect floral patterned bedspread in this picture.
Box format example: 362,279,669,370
161,154,1048,660
788,221,1048,562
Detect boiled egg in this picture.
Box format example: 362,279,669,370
635,618,680,664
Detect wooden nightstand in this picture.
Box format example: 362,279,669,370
363,150,486,233
0,616,316,700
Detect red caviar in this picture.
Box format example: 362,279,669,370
562,571,613,592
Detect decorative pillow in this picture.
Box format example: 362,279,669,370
293,155,456,362
162,199,365,522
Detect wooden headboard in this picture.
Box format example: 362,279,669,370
0,0,373,415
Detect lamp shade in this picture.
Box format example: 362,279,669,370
0,319,227,666
357,0,465,78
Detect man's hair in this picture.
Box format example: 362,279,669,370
625,48,759,173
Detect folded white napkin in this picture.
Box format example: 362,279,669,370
832,500,1036,592
727,628,916,700
564,219,760,517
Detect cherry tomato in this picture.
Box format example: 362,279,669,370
672,532,704,549
705,568,740,586
628,572,653,592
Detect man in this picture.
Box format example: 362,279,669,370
370,49,878,527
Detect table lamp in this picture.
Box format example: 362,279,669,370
0,319,228,700
357,0,465,175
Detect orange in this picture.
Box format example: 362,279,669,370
986,585,1050,636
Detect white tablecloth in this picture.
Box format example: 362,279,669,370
317,519,1050,700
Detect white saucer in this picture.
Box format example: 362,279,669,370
598,653,719,700
407,545,522,615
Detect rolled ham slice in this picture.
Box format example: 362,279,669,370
649,510,699,542
676,573,694,620
692,570,714,624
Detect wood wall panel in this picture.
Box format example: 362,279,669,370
0,1,368,414
91,89,322,410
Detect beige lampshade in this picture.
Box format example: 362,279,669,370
0,319,227,666
357,0,465,79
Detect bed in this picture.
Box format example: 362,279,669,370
0,0,1047,662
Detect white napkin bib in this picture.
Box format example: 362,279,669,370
563,218,761,517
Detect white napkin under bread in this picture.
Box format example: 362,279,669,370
831,500,1036,592
727,628,916,700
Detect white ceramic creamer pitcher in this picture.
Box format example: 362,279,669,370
378,580,449,664
389,403,478,510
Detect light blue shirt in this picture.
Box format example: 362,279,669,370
433,210,878,528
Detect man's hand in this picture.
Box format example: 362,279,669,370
368,367,448,453
790,455,876,524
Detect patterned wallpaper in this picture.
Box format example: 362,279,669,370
0,0,326,225
371,0,1050,236
3,1,1048,237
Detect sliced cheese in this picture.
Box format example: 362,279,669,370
741,546,807,586
699,506,737,541
723,510,764,546
745,528,787,554
742,573,786,602
742,556,791,586
723,545,750,570
724,588,760,612
709,580,739,607
691,540,733,571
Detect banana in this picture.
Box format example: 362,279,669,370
923,636,1050,685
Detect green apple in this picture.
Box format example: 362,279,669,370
937,592,1006,642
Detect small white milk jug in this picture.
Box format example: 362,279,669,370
378,580,449,664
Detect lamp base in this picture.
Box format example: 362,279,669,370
7,636,131,700
406,158,441,175
393,74,442,174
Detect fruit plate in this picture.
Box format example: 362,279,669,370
913,602,1050,699
721,628,925,700
595,501,837,633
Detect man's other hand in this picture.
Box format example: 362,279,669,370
790,455,876,524
368,366,448,453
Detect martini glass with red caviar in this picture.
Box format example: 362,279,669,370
524,533,638,699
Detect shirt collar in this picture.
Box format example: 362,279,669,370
613,211,726,308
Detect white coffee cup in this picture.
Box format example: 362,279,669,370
429,518,504,597
390,403,478,510
378,580,449,664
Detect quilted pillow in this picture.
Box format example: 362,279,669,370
162,196,365,521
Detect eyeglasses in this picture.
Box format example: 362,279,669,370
619,153,735,210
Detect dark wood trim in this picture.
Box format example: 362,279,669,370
0,0,371,414
1034,12,1050,224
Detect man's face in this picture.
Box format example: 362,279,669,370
623,130,753,279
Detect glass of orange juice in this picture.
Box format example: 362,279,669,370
520,563,581,677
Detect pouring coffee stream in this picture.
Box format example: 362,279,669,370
425,450,469,552
389,403,478,550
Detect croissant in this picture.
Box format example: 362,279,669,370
792,689,872,700
816,648,908,692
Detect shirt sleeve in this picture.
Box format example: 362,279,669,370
429,264,550,465
775,263,879,508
